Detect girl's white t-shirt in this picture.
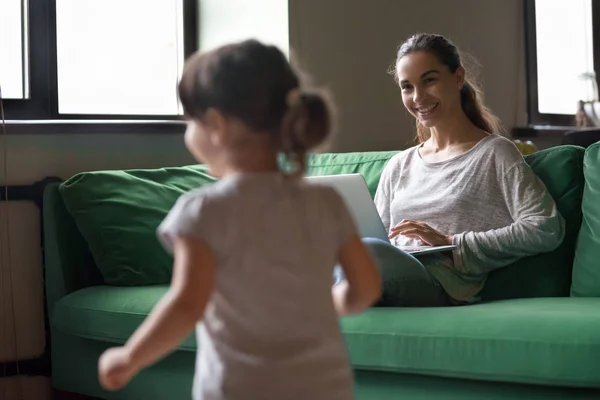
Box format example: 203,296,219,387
158,172,356,400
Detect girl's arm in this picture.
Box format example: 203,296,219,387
332,234,381,316
99,235,215,390
126,235,215,367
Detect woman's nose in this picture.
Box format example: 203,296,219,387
413,86,427,103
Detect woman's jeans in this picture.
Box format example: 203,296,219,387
333,237,451,307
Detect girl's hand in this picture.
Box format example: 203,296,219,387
98,347,138,391
389,220,453,246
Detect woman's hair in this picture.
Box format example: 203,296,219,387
178,39,332,175
395,33,501,143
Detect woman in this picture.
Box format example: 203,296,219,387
336,33,565,307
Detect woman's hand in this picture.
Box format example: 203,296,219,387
99,347,138,391
390,220,453,246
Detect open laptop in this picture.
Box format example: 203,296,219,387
305,174,456,256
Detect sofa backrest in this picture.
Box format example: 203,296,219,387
53,153,397,287
306,151,398,196
481,145,585,300
47,145,585,301
571,141,600,297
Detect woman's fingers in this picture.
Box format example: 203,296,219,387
391,221,430,233
389,222,421,239
389,222,441,245
389,225,428,240
389,221,451,246
396,228,423,235
402,233,434,245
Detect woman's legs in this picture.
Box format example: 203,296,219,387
334,238,451,307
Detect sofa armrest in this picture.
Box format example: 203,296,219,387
43,183,104,317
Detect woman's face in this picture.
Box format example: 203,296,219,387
396,51,464,129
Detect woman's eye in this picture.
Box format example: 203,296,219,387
401,84,412,91
424,77,436,84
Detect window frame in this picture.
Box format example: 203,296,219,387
2,0,198,123
524,0,600,126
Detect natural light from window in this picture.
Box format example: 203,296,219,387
535,0,594,115
199,0,289,56
56,0,185,115
0,0,26,100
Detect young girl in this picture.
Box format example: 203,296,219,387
98,39,381,399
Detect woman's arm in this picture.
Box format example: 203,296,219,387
374,157,399,233
454,162,565,274
99,235,215,390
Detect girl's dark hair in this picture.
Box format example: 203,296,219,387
178,39,331,175
395,33,501,143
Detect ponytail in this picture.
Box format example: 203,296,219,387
176,39,333,175
280,89,332,177
459,79,501,135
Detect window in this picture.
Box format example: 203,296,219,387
0,0,28,100
525,0,600,125
1,0,197,121
56,0,185,115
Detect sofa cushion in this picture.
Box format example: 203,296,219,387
58,152,397,286
59,166,217,286
343,298,600,388
571,142,600,297
480,145,585,300
53,289,600,388
52,285,197,351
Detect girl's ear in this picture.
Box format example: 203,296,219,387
203,108,228,146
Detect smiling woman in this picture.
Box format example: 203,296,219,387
334,33,566,307
395,34,501,144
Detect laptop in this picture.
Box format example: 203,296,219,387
305,173,456,256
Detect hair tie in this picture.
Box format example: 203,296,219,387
286,88,302,108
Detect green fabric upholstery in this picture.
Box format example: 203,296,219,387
43,183,104,316
50,328,600,400
59,146,584,295
58,152,396,286
50,330,195,400
353,371,600,400
342,298,600,388
53,285,196,351
43,144,600,400
59,166,216,286
572,142,600,297
480,145,585,300
306,151,398,197
53,286,600,387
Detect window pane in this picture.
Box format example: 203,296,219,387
56,0,185,115
199,0,289,56
0,0,26,99
535,0,594,115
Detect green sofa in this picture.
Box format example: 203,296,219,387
43,143,600,399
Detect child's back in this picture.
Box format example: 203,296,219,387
159,173,356,399
97,39,380,400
